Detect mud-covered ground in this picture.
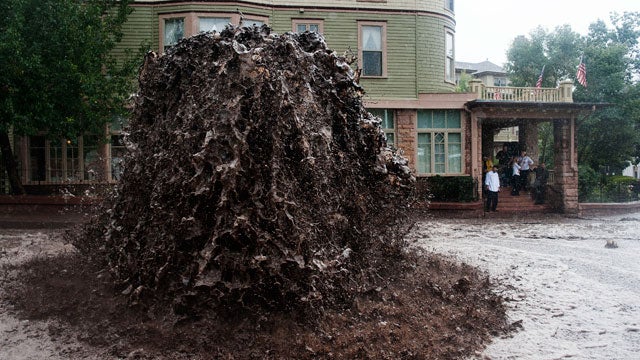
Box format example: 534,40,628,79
3,211,637,359
0,218,508,360
415,211,640,359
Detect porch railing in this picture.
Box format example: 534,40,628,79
469,79,574,103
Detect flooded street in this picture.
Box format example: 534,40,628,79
413,212,640,359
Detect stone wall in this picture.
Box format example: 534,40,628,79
553,118,579,213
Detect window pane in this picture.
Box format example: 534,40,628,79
362,25,383,76
448,133,462,173
164,18,184,50
66,139,80,181
446,32,454,82
29,136,46,181
446,110,461,128
446,0,455,11
111,135,126,181
446,32,454,58
309,24,319,33
417,133,431,173
370,109,394,129
417,110,431,128
241,19,264,27
446,59,454,81
199,17,230,33
433,111,446,128
385,133,394,146
83,136,101,181
362,26,382,50
383,111,394,129
297,24,307,33
50,141,63,182
434,132,445,173
363,51,382,76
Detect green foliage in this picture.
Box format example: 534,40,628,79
579,165,640,203
0,0,140,138
455,70,472,92
537,122,554,168
505,26,584,87
578,164,600,201
505,12,640,174
419,176,477,202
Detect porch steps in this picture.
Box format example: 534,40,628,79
488,186,552,215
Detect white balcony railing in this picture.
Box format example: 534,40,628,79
469,79,574,103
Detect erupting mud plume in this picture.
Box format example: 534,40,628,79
75,25,415,315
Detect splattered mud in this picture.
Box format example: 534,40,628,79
0,222,509,359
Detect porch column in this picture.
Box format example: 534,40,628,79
519,121,539,163
553,118,579,213
471,113,482,198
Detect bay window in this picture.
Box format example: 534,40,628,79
369,109,395,146
199,17,231,33
163,17,184,52
417,110,462,174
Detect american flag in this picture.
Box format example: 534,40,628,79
536,65,545,88
576,56,587,87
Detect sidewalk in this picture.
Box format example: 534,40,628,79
0,204,91,229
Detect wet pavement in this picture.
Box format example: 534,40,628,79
413,212,640,359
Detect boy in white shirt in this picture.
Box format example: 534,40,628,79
484,165,501,212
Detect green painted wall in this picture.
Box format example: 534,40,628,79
112,2,456,100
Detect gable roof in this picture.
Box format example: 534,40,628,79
455,60,505,76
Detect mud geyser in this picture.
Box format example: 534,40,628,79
76,25,415,315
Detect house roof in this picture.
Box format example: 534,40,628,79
455,60,505,75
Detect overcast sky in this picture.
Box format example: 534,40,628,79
455,0,640,66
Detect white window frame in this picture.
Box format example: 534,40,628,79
445,0,454,12
358,21,387,78
158,12,269,52
198,16,232,33
369,109,395,146
25,135,106,184
445,29,455,84
292,19,324,34
160,16,186,52
416,110,463,175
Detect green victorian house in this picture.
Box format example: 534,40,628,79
5,0,597,214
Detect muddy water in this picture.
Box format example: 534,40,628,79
413,212,640,360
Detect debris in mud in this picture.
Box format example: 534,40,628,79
73,25,415,316
605,239,619,248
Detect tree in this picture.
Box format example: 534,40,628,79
505,25,583,88
504,12,640,174
455,70,472,92
0,0,140,194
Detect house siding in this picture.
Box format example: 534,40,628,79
117,1,455,99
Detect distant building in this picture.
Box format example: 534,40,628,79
456,60,516,152
456,60,509,87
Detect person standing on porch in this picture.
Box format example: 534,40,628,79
496,144,510,186
485,165,501,212
511,157,521,196
519,150,534,191
533,162,549,204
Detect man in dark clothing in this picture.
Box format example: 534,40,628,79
496,144,510,186
533,162,549,204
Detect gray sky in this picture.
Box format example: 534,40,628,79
455,0,640,66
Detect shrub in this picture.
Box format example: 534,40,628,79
418,175,477,202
